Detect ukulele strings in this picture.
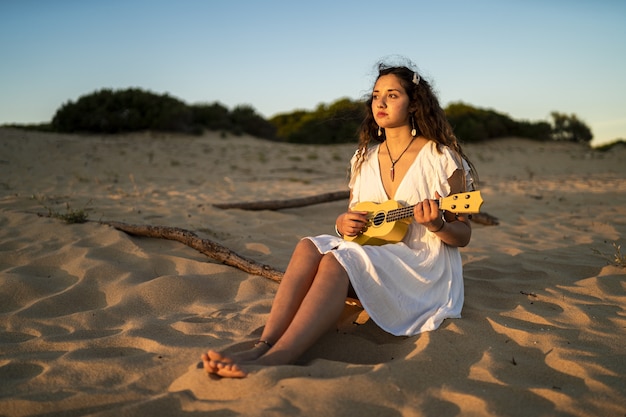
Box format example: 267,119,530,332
385,200,442,223
385,205,415,223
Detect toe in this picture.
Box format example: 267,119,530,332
216,362,248,378
201,352,219,374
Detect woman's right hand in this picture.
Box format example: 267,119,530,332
336,211,369,237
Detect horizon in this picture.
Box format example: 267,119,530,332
1,1,625,146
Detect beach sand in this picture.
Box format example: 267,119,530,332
1,127,624,416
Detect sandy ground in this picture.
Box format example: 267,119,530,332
0,127,625,416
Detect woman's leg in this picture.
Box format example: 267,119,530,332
257,252,349,365
203,243,350,377
202,239,326,369
258,239,326,345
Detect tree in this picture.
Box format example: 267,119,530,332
550,112,593,143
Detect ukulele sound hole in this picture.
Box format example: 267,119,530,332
372,212,386,226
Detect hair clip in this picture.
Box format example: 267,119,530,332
412,72,420,86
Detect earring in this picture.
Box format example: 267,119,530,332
410,116,417,137
378,126,382,137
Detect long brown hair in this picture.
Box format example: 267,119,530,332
353,62,477,184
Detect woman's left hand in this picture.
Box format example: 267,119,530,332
413,191,444,231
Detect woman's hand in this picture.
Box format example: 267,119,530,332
414,190,472,247
413,192,444,232
336,211,369,237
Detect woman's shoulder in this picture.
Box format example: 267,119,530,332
420,140,446,160
350,143,380,165
367,142,381,155
420,141,467,178
423,141,457,162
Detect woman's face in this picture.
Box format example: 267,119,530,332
371,74,411,130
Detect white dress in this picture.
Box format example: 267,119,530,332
306,141,473,336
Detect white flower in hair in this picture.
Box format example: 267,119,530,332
412,72,420,85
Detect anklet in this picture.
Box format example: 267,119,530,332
254,340,273,348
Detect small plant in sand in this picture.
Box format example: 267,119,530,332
35,196,91,224
593,241,626,267
610,243,626,267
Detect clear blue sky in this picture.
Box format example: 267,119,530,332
1,0,625,145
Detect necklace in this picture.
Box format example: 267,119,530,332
384,137,416,181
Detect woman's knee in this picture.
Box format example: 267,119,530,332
295,238,319,255
288,239,322,270
318,253,348,280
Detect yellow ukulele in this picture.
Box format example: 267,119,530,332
344,191,483,245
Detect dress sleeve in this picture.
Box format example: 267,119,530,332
437,147,473,194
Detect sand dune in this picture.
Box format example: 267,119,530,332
0,128,624,416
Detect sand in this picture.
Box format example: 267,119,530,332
0,127,624,416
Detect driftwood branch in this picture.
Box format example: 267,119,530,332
470,212,499,226
213,191,350,210
214,190,499,226
102,221,284,283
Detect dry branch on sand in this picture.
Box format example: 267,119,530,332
213,191,350,210
101,221,285,283
469,212,499,226
214,191,499,225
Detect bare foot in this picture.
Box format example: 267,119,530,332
213,360,248,378
201,342,270,378
200,350,250,378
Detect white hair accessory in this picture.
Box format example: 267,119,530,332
412,72,420,86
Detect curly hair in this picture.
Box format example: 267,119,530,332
353,62,477,185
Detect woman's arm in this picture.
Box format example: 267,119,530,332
413,169,472,247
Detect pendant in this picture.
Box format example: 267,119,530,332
390,166,395,182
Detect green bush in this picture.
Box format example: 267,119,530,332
230,105,276,139
270,98,364,144
50,88,277,139
444,102,580,143
52,88,193,133
445,102,517,142
512,120,552,141
190,102,232,131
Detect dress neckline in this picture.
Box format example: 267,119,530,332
376,140,432,200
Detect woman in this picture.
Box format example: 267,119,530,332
202,60,476,378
